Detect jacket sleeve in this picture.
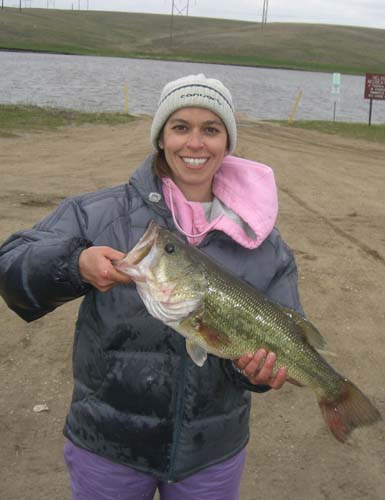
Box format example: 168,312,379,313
0,197,92,322
264,236,305,316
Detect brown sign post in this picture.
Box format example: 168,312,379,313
364,73,385,126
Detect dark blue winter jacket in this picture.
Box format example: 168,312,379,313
0,154,303,481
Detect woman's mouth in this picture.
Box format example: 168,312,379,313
181,157,209,168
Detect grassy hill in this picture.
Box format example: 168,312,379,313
1,7,385,74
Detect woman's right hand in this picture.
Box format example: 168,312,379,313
78,246,132,292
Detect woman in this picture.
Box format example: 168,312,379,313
0,74,303,500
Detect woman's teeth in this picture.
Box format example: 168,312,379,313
182,157,208,166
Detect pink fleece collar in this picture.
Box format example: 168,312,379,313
162,155,278,249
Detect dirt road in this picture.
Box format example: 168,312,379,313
1,117,384,500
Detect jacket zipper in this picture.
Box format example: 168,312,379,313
167,346,188,482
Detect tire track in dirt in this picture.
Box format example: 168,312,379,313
280,186,385,266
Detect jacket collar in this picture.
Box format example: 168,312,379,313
128,154,170,220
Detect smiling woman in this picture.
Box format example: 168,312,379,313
158,108,228,201
151,74,235,203
0,73,304,500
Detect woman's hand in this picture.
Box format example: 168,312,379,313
233,349,287,389
78,246,132,292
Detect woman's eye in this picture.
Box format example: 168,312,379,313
205,127,220,134
172,125,187,132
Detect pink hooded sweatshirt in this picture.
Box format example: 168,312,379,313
162,155,278,249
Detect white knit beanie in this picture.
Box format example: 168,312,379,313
151,74,237,154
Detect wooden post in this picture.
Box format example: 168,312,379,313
288,90,303,124
125,83,129,114
368,98,373,126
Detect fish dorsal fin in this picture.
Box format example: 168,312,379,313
186,340,208,367
278,305,326,350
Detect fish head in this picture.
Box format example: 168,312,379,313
114,221,206,323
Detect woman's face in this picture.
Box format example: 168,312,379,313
159,107,228,202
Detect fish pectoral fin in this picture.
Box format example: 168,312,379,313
186,340,208,367
279,305,326,350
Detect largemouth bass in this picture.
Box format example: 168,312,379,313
115,221,381,442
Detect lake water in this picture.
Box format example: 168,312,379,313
1,51,384,124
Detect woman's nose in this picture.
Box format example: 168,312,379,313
187,131,203,149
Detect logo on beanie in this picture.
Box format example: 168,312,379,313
180,93,223,106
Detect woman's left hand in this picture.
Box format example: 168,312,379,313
233,349,287,389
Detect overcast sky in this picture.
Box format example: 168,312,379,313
13,1,385,30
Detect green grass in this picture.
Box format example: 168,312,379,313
1,105,383,144
0,104,135,137
1,8,385,74
277,120,385,143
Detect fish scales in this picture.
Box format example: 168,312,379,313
115,221,382,442
200,264,343,397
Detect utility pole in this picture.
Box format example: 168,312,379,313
262,0,269,27
170,0,175,43
170,1,191,44
174,0,190,15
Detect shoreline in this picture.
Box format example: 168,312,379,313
0,48,364,77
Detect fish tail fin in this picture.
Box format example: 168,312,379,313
318,380,382,443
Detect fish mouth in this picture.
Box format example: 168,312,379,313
113,221,159,273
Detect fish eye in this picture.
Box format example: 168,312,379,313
164,243,175,254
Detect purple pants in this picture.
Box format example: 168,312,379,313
64,441,246,500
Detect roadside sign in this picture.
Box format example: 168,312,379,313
332,73,341,94
364,73,385,126
331,73,341,121
364,73,385,100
